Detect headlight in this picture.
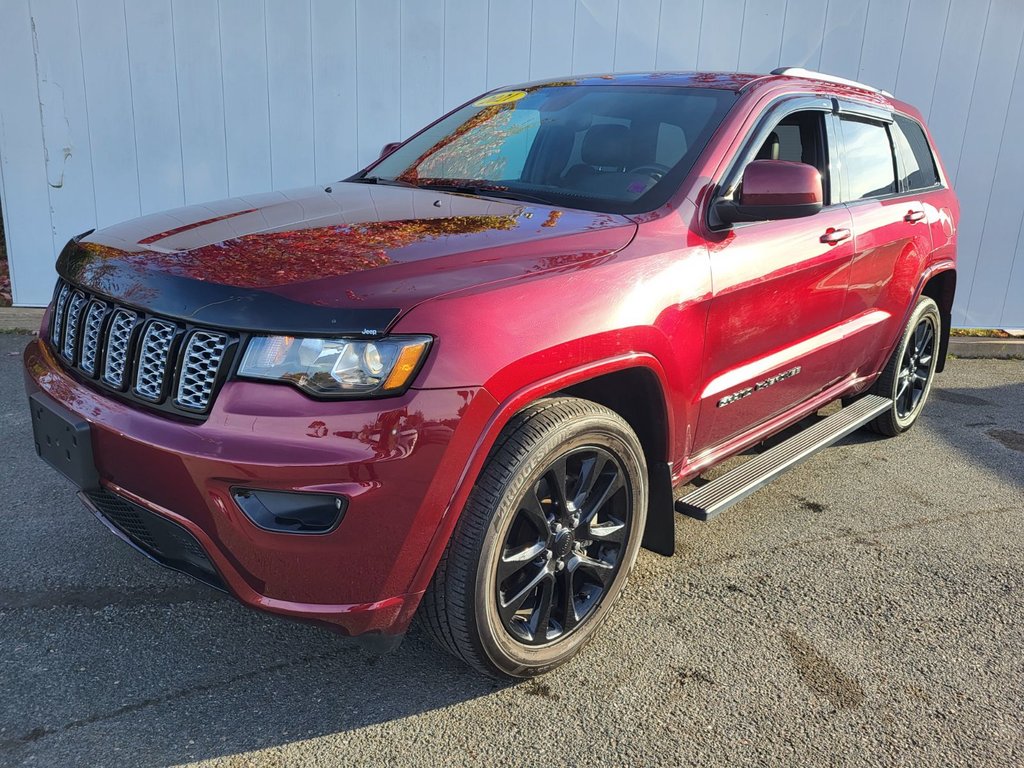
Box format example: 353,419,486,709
238,335,432,398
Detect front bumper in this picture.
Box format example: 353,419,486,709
24,337,491,640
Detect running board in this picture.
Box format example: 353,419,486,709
676,395,892,522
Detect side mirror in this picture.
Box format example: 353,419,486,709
715,160,823,224
379,141,402,159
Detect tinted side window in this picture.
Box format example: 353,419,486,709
840,117,897,200
892,115,940,190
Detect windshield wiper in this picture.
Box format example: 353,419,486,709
420,183,554,206
349,175,420,189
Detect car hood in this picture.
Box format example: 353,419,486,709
58,183,637,335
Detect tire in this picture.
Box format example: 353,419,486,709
420,397,648,679
867,295,941,436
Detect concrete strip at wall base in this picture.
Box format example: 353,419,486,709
948,337,1024,360
0,308,43,333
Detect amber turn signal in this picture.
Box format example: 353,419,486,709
383,340,430,391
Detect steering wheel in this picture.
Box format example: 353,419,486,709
628,163,672,181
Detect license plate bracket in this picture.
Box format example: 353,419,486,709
29,392,100,490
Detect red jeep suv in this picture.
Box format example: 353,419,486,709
24,69,958,678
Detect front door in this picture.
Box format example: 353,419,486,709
693,107,854,453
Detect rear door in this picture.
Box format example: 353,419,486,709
836,104,936,378
693,98,855,453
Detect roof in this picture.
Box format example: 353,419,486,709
510,69,901,109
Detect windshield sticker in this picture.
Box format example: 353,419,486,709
473,90,527,107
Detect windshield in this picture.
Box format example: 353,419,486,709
360,84,736,214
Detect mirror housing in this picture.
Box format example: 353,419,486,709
379,141,402,159
715,160,823,224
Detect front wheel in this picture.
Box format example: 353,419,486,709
868,295,941,436
420,397,648,678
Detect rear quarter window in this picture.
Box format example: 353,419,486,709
892,115,941,191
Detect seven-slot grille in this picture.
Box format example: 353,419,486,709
49,279,232,415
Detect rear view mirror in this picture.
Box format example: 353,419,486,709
716,160,823,224
379,142,402,159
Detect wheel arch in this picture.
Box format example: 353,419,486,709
558,367,676,557
919,266,956,372
409,354,678,600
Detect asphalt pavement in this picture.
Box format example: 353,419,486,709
1,331,1022,767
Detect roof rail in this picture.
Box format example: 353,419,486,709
770,67,893,98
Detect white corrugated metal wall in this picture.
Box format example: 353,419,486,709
1,0,1022,327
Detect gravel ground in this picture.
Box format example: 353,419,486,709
1,332,1022,767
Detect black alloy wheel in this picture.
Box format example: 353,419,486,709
496,446,630,645
895,314,937,420
420,397,648,679
867,295,942,436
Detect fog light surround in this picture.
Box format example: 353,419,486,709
232,488,348,534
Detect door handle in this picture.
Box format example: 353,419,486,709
904,209,927,223
820,227,851,245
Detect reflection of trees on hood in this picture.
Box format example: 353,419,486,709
75,216,520,289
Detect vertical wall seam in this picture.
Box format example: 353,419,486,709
527,0,534,77
612,0,621,70
74,0,99,223
353,0,360,167
949,0,993,188
653,0,664,69
441,0,447,105
26,0,59,266
398,0,403,134
217,1,231,194
924,0,953,123
741,0,749,71
891,0,914,94
695,0,705,66
570,0,578,73
263,0,274,189
816,0,830,70
855,0,872,78
120,2,143,215
308,0,316,180
169,0,186,205
770,0,786,67
998,191,1024,324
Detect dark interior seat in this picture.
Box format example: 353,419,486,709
563,124,630,188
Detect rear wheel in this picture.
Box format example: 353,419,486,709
421,397,647,679
867,295,941,436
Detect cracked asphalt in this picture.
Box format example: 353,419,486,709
1,331,1022,767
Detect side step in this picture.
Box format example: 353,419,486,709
676,394,892,522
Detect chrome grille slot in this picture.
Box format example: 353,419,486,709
78,301,107,375
102,309,137,388
133,320,177,401
176,331,228,411
61,291,88,362
49,279,232,417
51,283,71,346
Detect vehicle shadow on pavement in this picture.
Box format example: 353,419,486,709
925,379,1024,490
1,588,511,764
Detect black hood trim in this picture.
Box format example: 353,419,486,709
57,241,401,338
